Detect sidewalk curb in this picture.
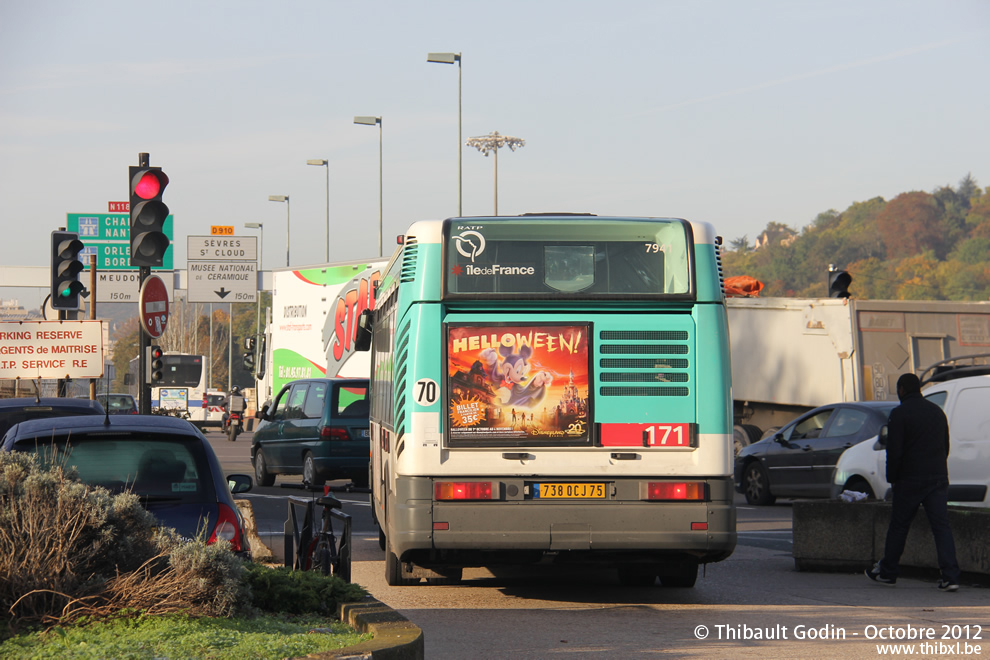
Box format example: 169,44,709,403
305,595,424,660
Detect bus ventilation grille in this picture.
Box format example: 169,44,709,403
394,319,412,435
715,235,725,297
598,330,690,397
400,237,419,283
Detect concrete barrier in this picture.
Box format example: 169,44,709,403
793,500,990,576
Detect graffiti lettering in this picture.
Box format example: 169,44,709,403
332,272,381,362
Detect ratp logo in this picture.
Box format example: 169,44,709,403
453,230,485,262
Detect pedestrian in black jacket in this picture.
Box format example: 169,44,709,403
866,373,960,591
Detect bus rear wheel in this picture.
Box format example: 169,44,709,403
659,563,698,588
385,537,419,586
617,567,657,587
426,568,463,585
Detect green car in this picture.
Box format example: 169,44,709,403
251,378,370,487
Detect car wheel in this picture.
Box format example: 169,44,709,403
303,452,326,487
744,461,776,505
844,477,876,499
254,449,275,487
658,563,698,588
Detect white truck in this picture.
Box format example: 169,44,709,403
728,297,990,448
257,259,388,404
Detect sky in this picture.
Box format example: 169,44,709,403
1,0,988,308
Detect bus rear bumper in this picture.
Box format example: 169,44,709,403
389,476,736,567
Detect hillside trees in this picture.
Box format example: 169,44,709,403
723,174,989,301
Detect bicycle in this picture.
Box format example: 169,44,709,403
285,484,352,583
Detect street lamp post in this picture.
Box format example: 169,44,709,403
268,195,290,266
306,159,330,261
466,131,526,216
244,222,263,336
353,116,383,256
427,52,462,216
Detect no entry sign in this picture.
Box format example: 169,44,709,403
139,275,170,338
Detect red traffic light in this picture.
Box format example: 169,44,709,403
129,165,170,268
133,170,167,200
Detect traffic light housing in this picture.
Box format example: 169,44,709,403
51,230,86,310
129,166,170,267
828,267,852,298
243,335,257,373
147,345,164,384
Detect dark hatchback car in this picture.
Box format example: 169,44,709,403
734,401,897,505
96,393,139,415
2,415,254,556
0,396,105,438
252,378,370,487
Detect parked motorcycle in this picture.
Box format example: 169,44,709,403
226,411,242,442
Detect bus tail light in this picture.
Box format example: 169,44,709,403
644,481,706,501
320,426,349,441
435,481,493,500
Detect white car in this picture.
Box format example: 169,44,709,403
189,390,227,430
832,373,990,507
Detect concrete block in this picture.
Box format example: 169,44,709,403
793,500,990,575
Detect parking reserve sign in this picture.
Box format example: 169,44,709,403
0,320,104,379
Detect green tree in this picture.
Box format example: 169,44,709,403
894,252,941,300
848,257,897,300
729,236,751,252
937,260,988,301
957,172,979,203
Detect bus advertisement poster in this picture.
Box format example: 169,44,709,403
159,388,188,410
446,323,590,443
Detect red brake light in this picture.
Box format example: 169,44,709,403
434,481,493,500
207,503,243,552
646,482,705,501
320,426,350,441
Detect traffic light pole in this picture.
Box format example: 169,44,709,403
139,264,151,414
136,152,151,413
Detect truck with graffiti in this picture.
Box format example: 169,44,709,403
257,259,387,403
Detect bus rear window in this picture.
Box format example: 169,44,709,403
444,218,692,298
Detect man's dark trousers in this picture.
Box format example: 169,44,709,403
880,477,961,582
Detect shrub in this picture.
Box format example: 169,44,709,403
243,562,365,615
0,452,249,633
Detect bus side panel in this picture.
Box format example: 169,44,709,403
693,303,733,473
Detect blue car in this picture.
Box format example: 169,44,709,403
0,396,104,438
252,378,371,487
2,415,254,557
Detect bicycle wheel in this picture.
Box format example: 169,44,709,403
307,537,335,576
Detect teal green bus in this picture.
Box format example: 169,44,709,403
360,215,735,587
